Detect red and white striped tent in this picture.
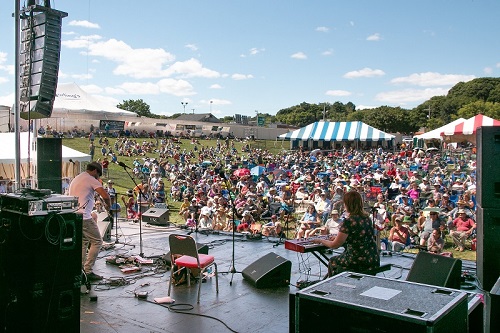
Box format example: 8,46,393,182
441,114,500,143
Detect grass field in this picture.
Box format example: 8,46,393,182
62,136,476,261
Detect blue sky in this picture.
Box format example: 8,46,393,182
1,0,499,118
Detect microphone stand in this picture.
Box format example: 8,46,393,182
220,172,240,285
111,193,135,249
118,163,146,257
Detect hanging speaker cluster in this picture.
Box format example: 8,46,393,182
19,4,67,120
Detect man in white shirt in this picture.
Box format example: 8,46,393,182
69,162,111,281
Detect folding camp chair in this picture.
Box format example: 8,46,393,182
167,234,219,303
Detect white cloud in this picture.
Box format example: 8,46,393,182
249,47,265,55
321,49,334,56
0,77,8,84
484,67,493,75
291,52,307,60
185,44,198,51
68,20,100,29
316,26,329,33
71,73,93,80
325,90,352,97
390,72,475,87
210,84,222,89
0,92,14,106
62,35,103,48
343,68,385,79
231,73,254,80
375,87,449,104
157,78,196,96
164,58,220,79
366,33,381,41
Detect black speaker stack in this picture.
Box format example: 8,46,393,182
37,137,63,194
19,3,67,120
476,126,500,293
0,191,82,332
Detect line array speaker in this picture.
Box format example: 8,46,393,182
19,7,67,120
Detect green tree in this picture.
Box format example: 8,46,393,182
117,99,154,118
458,100,500,120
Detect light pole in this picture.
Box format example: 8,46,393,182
181,101,188,114
425,106,431,119
210,100,213,113
191,108,195,114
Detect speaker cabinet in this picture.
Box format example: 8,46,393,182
37,137,62,193
19,9,67,120
0,210,82,332
242,252,291,288
476,206,500,291
142,207,169,226
406,252,462,290
476,127,500,208
486,277,500,333
295,272,468,333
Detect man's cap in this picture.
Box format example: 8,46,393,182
332,210,339,215
108,180,114,184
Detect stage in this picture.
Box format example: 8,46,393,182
80,219,483,333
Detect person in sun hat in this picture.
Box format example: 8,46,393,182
450,209,476,252
69,162,111,282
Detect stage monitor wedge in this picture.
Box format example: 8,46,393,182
242,252,291,288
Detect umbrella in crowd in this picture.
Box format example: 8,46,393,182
250,165,266,176
233,168,251,177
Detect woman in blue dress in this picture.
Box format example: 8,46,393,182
296,204,321,239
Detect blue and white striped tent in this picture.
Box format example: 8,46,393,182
278,121,395,142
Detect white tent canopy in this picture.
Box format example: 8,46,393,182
414,118,466,140
0,132,90,181
53,82,137,117
0,132,90,164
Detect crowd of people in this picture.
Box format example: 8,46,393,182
69,134,479,279
92,137,477,254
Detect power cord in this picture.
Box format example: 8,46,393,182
141,299,240,333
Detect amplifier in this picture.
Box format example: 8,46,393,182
1,192,78,216
142,208,169,226
294,272,468,333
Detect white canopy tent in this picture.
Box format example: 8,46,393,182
53,82,137,117
0,132,90,181
414,118,466,140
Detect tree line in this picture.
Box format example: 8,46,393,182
117,77,500,134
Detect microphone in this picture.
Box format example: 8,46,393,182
116,161,132,169
69,159,75,164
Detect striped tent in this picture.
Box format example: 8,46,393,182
441,114,500,143
278,121,395,141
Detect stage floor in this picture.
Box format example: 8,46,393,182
80,219,481,333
